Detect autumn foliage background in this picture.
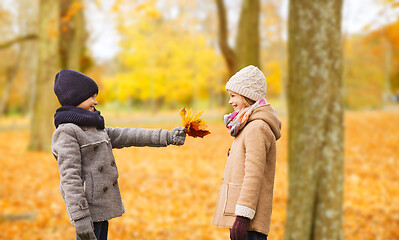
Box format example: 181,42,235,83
1,0,399,240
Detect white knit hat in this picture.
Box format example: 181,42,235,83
225,65,267,101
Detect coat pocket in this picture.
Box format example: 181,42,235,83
80,142,102,159
84,172,94,204
223,183,242,216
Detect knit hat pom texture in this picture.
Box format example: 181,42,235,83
225,65,267,101
54,69,98,106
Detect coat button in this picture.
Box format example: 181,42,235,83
98,166,103,172
111,161,115,167
103,186,108,192
82,127,88,131
113,180,118,187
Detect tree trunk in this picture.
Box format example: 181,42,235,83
60,0,87,70
215,0,261,109
215,0,261,75
235,0,260,69
284,1,344,240
383,38,392,105
29,0,60,151
215,0,237,77
0,57,22,116
0,71,14,115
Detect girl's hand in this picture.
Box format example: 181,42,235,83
230,216,250,240
167,127,186,146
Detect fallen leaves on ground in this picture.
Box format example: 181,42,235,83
0,110,398,239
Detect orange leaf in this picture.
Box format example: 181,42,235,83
180,108,211,138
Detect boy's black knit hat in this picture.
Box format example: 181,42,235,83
54,69,98,106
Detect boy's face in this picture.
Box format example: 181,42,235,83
228,90,248,112
77,94,98,112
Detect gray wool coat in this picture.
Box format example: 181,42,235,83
52,123,169,225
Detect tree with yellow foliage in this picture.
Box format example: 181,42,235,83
101,1,223,110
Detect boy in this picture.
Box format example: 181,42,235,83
52,69,186,240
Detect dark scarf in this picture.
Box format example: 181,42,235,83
54,106,105,129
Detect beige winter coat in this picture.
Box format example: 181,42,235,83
213,105,281,235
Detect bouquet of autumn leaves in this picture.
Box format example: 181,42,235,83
180,108,211,138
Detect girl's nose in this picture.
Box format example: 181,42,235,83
92,98,98,105
228,98,232,105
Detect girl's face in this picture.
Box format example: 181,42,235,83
77,94,98,112
228,90,249,111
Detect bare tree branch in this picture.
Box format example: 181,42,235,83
0,34,37,49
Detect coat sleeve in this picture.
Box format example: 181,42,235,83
235,122,271,220
105,127,169,148
52,125,91,221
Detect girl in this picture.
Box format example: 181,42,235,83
213,65,282,240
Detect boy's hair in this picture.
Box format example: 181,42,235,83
54,70,98,106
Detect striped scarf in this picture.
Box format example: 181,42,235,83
224,98,268,136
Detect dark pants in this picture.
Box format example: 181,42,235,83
76,221,108,240
246,231,268,240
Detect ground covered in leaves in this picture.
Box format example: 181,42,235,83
0,110,398,240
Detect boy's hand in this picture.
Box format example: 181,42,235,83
75,216,97,240
168,127,186,145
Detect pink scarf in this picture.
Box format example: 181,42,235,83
224,98,268,136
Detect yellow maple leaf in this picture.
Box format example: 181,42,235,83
180,108,211,138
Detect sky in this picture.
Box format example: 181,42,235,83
342,0,395,33
85,0,121,64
